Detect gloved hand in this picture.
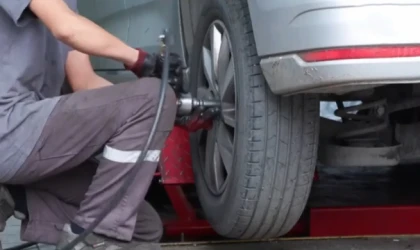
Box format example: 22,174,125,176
124,49,157,78
125,49,183,79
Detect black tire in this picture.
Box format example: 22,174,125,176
189,0,320,239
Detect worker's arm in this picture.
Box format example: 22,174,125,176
66,50,113,91
28,0,139,67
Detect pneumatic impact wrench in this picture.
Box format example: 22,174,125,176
159,34,221,132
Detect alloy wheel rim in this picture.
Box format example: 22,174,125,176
197,20,237,195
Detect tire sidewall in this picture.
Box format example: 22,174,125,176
189,0,250,235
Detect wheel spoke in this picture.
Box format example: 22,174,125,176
204,126,225,191
216,33,230,83
210,24,222,80
212,142,225,190
219,58,235,102
202,47,214,87
222,103,236,128
204,129,216,185
216,123,234,175
219,58,236,127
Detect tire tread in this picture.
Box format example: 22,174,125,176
225,0,320,239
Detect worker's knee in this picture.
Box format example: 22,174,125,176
133,77,177,115
138,78,177,128
147,78,176,111
114,78,177,133
162,86,177,123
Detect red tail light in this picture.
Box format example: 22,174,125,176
299,46,420,62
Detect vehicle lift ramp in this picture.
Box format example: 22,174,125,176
157,126,420,248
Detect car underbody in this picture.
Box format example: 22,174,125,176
318,85,420,167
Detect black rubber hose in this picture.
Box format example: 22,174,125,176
59,30,171,250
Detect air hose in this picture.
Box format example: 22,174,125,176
59,30,172,250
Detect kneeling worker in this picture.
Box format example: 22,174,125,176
0,0,177,249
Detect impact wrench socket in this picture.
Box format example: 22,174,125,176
176,94,221,116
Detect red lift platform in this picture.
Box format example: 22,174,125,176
158,126,420,239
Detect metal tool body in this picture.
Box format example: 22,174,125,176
176,93,220,115
175,93,220,132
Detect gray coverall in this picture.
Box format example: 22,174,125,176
0,0,176,245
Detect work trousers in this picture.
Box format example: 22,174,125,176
5,78,177,244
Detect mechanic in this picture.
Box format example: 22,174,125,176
0,0,178,249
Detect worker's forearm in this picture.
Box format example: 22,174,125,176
29,0,140,67
58,14,139,67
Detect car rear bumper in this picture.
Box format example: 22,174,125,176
248,0,420,94
248,0,420,56
260,55,420,95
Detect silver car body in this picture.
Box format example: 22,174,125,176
249,0,420,95
78,0,420,95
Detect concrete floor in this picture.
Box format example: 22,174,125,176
162,237,420,250
3,217,23,248
3,218,54,250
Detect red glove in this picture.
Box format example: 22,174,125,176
124,49,158,78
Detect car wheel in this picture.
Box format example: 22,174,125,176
189,0,320,239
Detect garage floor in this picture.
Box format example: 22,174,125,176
4,164,420,249
3,217,54,250
162,237,420,250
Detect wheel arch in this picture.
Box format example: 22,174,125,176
179,0,262,63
